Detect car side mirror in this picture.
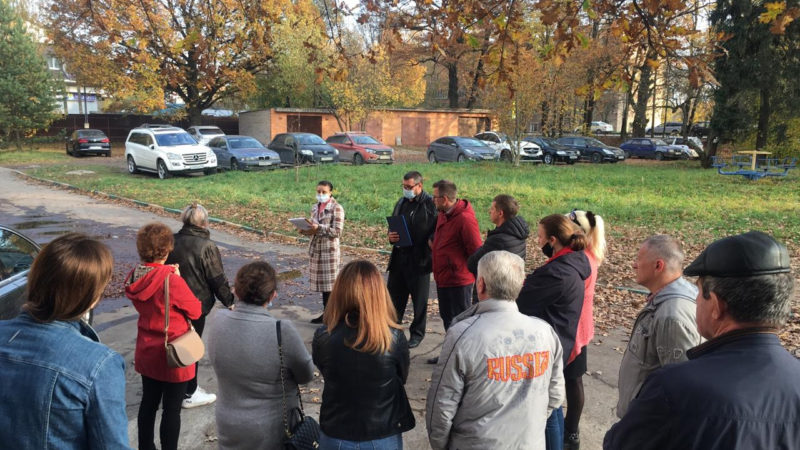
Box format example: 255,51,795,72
149,144,155,150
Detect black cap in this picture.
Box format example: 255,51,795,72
684,231,791,278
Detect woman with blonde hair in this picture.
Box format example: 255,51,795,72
562,209,606,450
516,214,592,450
312,260,415,448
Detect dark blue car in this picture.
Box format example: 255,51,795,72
620,138,683,160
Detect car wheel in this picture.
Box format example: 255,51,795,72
353,153,364,165
66,144,70,155
655,152,664,161
456,154,465,163
500,151,513,163
567,160,576,165
104,151,110,157
428,152,437,163
543,153,554,165
157,160,171,179
231,158,240,170
670,130,679,136
204,168,217,175
591,152,602,163
127,156,139,174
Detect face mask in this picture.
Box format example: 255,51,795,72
541,242,554,258
403,188,415,199
317,194,330,203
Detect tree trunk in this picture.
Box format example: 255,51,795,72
756,87,770,149
620,88,632,140
187,106,203,126
466,32,490,109
448,63,459,109
632,56,654,136
540,100,550,136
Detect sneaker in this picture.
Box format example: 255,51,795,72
408,337,423,349
181,387,216,409
564,432,580,450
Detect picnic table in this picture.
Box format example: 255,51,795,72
736,150,772,171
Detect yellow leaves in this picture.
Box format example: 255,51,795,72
645,58,660,70
759,2,787,24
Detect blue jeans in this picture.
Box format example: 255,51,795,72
545,407,564,450
320,431,402,450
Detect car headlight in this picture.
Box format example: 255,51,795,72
365,148,376,154
167,152,182,161
463,149,477,156
300,149,313,156
207,151,215,159
602,149,613,155
333,149,339,156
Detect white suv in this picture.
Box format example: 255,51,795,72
125,125,217,179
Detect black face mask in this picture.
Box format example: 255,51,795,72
541,243,554,258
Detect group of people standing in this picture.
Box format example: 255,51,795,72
0,170,798,450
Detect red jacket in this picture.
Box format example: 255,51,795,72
125,263,202,383
432,199,483,287
570,250,598,363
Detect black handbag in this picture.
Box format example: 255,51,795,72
277,321,321,450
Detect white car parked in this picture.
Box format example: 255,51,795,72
574,121,614,134
125,125,218,179
187,125,225,145
474,131,543,163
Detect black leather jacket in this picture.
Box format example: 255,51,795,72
386,191,437,275
312,322,415,441
466,215,530,276
165,225,234,315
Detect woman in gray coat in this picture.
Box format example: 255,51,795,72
207,261,315,449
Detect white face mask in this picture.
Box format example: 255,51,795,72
317,193,330,203
403,188,415,199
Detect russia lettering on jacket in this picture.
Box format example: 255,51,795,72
486,351,550,381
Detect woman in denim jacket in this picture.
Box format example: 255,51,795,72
0,233,129,449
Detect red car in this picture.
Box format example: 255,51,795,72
325,132,394,165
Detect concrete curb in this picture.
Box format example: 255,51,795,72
12,169,393,257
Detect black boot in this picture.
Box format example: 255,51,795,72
564,432,580,450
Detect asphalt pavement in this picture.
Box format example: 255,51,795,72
0,167,628,449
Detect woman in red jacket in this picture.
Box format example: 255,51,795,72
126,222,202,450
564,209,607,450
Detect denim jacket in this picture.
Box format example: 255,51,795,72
0,312,130,449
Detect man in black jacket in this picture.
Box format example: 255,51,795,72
387,171,437,349
604,231,800,450
466,194,529,277
166,203,234,409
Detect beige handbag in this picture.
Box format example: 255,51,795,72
163,274,205,368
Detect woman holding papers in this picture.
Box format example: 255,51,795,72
298,180,345,323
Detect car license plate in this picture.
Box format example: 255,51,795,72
618,155,624,160
258,161,273,166
379,155,391,160
89,146,101,150
321,157,333,161
569,156,578,160
482,155,494,160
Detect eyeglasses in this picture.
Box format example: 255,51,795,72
402,183,418,190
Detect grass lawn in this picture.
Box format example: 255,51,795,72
11,153,800,250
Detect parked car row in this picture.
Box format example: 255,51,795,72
121,124,401,179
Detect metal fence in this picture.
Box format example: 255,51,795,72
43,114,239,142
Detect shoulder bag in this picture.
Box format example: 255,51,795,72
164,273,205,368
277,320,321,449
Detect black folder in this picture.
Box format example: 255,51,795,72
386,215,413,247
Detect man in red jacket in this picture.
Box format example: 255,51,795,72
428,179,483,364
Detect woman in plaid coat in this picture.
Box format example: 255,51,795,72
301,180,345,323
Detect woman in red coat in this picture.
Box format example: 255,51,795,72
126,222,202,450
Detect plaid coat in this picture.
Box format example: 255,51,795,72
309,198,345,292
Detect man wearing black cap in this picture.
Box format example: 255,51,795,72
604,231,800,450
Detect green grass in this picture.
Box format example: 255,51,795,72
13,156,800,250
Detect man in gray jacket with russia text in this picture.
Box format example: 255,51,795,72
616,235,703,417
426,250,565,450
